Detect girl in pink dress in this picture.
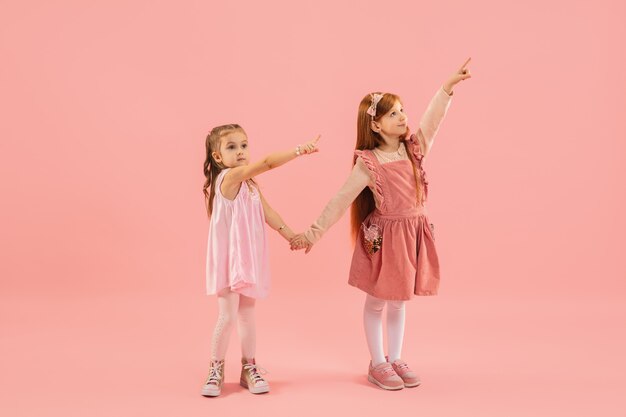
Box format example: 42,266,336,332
291,58,472,390
202,124,319,397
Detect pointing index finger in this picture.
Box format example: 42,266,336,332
459,57,472,72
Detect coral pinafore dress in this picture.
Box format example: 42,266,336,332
348,134,440,300
206,168,270,299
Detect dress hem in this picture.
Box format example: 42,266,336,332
206,285,268,299
348,281,438,300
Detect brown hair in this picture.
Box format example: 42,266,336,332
202,124,245,217
349,93,422,241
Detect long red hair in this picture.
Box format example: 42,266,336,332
349,92,422,241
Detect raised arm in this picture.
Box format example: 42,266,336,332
416,87,453,157
222,135,320,192
418,57,472,157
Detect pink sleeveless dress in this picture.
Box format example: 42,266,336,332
348,135,439,300
205,168,270,299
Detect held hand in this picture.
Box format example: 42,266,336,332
304,242,313,254
300,135,321,155
289,234,301,250
444,57,472,93
290,234,313,253
289,234,307,250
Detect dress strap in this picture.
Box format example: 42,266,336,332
215,168,231,198
404,135,429,201
354,149,385,209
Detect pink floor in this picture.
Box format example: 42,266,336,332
3,288,625,417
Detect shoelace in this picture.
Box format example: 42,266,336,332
378,365,396,377
206,362,223,386
243,363,268,385
394,361,410,372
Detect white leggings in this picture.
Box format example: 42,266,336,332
210,289,256,360
363,294,406,366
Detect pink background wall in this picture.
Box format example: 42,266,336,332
1,0,625,416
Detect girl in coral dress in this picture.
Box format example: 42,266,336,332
291,58,472,390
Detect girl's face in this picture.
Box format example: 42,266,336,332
372,100,408,138
213,131,249,168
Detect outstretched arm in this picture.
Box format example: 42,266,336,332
222,135,320,192
291,157,371,253
418,57,472,157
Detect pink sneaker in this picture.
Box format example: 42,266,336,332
201,359,225,397
390,359,421,388
367,361,404,390
240,358,270,394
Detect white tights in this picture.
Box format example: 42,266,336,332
210,289,256,360
363,294,406,366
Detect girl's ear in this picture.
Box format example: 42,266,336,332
370,120,381,133
212,151,222,164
